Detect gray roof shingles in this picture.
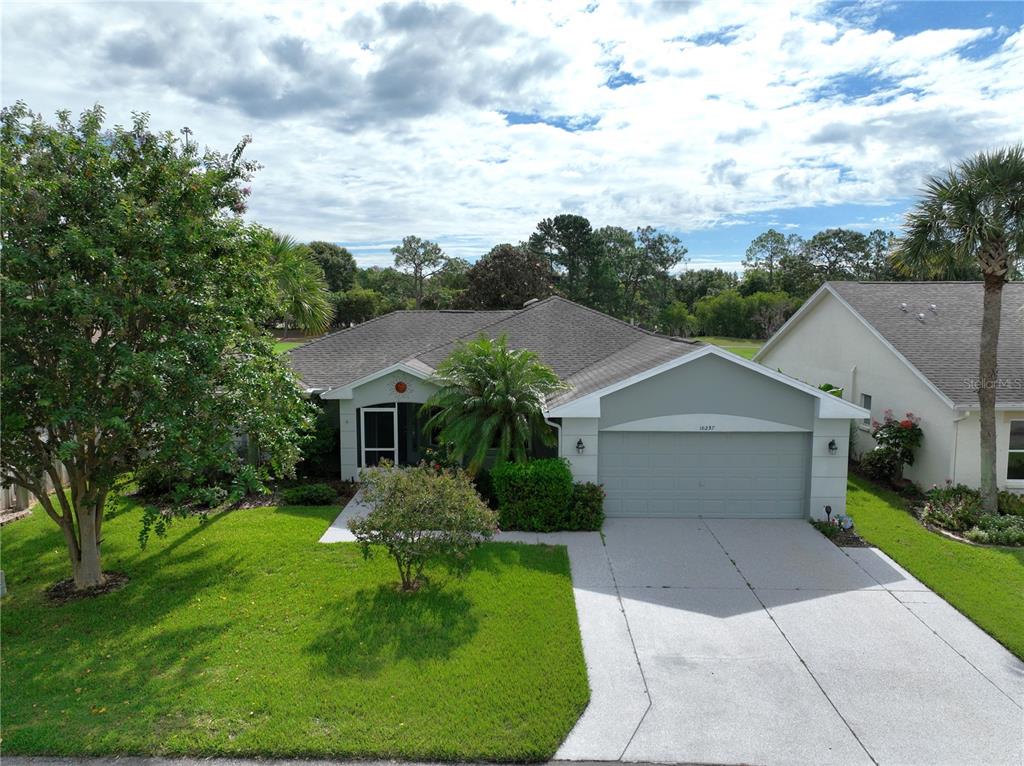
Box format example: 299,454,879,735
287,296,703,404
827,281,1024,408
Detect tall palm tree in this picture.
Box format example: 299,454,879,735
269,233,332,334
894,145,1024,513
424,335,569,474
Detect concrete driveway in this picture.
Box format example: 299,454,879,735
553,517,1024,766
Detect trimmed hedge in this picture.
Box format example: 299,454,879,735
491,459,605,532
492,459,573,532
280,483,338,506
569,482,605,531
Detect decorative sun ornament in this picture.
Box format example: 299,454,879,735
395,381,408,394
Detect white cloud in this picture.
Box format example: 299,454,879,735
1,0,1020,263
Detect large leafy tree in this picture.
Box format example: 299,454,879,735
266,232,332,334
424,336,568,473
422,256,471,309
465,243,555,309
803,228,868,281
742,229,790,289
307,240,357,292
0,103,314,589
894,144,1024,513
528,214,601,304
356,265,415,312
392,235,446,308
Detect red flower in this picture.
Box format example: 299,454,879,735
900,419,913,428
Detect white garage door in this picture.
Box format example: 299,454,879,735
598,431,810,518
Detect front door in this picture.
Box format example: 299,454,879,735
361,407,398,467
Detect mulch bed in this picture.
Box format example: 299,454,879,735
45,571,130,604
831,526,872,547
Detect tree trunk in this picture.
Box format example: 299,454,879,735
979,272,1003,515
72,503,104,589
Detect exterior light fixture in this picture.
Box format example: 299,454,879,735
576,438,585,453
824,504,832,521
828,439,838,455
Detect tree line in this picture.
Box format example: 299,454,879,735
293,217,944,340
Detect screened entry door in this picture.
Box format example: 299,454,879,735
361,407,398,467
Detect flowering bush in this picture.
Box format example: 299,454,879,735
870,410,924,471
921,483,983,532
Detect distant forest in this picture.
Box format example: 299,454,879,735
305,214,1010,340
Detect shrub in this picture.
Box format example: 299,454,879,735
491,458,574,532
870,410,924,472
859,447,904,483
350,463,498,591
811,519,840,539
998,491,1024,518
473,467,498,509
964,514,1024,546
569,482,605,531
921,483,983,532
281,482,338,506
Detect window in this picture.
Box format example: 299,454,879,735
860,393,872,426
1008,420,1024,482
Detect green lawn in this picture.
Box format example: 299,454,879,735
273,340,304,354
0,499,588,759
847,476,1024,660
695,336,764,360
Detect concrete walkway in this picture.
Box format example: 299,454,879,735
320,500,1024,765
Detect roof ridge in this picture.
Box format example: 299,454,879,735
538,295,690,341
286,310,402,353
410,302,537,362
571,333,704,378
287,306,519,354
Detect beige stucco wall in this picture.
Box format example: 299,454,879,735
759,292,958,489
950,410,1024,491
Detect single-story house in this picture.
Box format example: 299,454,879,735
288,297,866,519
756,281,1024,492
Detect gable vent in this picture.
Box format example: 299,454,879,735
899,302,908,312
929,304,938,313
917,313,926,323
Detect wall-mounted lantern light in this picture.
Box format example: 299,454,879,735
576,438,585,454
824,504,832,521
828,439,838,455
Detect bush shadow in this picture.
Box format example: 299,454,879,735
305,582,478,677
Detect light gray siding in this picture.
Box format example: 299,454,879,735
599,354,815,432
599,431,811,518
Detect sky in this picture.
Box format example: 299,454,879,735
2,1,1022,273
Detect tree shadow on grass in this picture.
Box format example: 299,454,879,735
305,582,478,677
467,540,572,578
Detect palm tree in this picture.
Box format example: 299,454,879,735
424,335,569,473
894,145,1024,513
269,233,333,334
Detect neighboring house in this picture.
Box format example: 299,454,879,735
288,297,865,520
756,281,1024,493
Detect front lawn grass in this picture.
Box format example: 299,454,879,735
1,498,588,759
695,336,764,360
847,476,1024,660
273,340,304,354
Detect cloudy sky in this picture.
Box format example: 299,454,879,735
3,1,1022,271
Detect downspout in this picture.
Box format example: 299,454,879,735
950,410,971,485
849,365,857,402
